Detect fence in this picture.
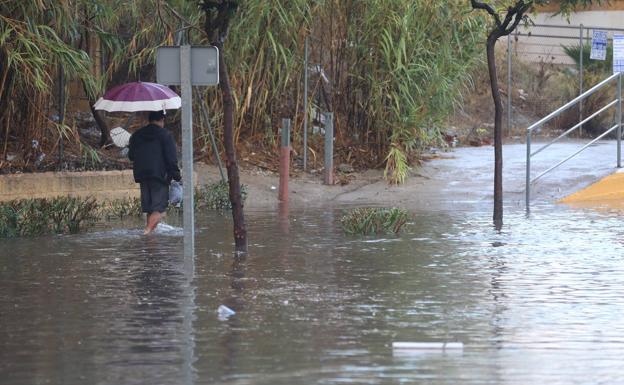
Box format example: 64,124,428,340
302,35,334,172
506,23,624,136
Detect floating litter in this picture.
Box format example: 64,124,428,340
392,342,463,355
110,126,131,148
217,305,236,321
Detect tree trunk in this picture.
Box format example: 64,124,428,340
82,25,109,147
81,82,110,148
486,32,503,226
217,43,248,254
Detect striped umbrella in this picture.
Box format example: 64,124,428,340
93,81,181,112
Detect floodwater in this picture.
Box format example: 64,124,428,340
3,201,624,384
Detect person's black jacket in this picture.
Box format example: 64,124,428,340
128,123,181,184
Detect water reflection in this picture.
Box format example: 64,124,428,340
3,205,624,384
219,256,247,378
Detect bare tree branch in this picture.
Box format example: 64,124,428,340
160,0,206,38
503,4,531,36
470,0,501,27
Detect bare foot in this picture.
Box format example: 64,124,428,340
145,212,162,234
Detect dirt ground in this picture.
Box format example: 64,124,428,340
194,158,445,211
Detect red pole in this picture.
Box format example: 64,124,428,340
278,119,291,202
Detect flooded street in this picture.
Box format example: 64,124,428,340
3,202,624,384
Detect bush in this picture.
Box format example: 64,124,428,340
0,181,250,238
0,196,100,237
341,207,409,235
102,197,142,220
195,181,248,210
557,43,616,137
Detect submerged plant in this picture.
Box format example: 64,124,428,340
195,181,248,210
0,205,19,238
341,207,409,235
103,197,142,220
0,196,100,237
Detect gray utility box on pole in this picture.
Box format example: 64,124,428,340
156,45,219,264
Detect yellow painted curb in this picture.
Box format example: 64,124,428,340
559,170,624,204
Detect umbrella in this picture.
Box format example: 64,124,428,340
93,81,181,112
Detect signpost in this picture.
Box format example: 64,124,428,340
590,30,608,61
157,45,219,263
614,35,624,74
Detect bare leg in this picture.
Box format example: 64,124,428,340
143,212,162,235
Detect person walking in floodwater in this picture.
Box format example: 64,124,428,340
128,111,181,234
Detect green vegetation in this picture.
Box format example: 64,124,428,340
0,196,99,237
195,181,248,210
341,207,408,235
0,181,248,237
102,197,143,220
1,0,485,183
560,43,615,136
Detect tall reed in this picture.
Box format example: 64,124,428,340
2,1,485,184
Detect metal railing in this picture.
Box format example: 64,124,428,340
525,72,623,211
507,23,624,135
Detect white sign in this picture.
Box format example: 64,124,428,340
590,30,608,61
614,35,624,73
156,46,219,86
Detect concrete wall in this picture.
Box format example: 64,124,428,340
0,170,139,202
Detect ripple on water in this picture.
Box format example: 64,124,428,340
2,205,624,384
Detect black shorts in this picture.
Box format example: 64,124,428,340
139,179,169,213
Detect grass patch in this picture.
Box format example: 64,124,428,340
0,196,100,237
0,181,249,237
195,181,248,210
101,197,142,220
341,207,408,235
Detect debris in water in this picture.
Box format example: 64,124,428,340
217,305,236,321
392,342,463,355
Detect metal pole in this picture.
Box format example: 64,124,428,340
199,97,226,182
618,73,622,168
58,66,65,169
303,36,309,171
323,112,334,185
279,118,291,201
181,45,195,263
507,34,512,136
526,129,532,212
579,24,584,135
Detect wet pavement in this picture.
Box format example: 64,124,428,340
329,139,622,212
2,141,624,384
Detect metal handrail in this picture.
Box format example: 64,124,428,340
531,99,618,157
526,72,623,211
528,73,620,132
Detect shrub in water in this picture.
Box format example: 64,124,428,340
0,205,18,237
341,207,408,235
196,181,248,210
0,181,251,238
61,197,100,234
103,197,142,220
0,196,100,237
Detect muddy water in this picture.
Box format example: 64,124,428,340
2,204,624,385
